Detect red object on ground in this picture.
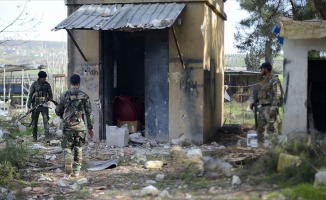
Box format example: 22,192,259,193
113,96,144,125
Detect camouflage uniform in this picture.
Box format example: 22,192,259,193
27,80,53,141
256,74,282,146
55,88,93,175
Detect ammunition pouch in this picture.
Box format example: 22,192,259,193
35,97,47,104
258,90,267,99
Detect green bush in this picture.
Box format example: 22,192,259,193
0,140,34,169
0,161,14,185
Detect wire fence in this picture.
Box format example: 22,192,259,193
223,84,256,128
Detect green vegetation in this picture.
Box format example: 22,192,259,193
244,137,326,199
224,99,255,127
0,161,15,185
284,184,326,200
0,140,35,169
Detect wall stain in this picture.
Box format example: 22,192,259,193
75,65,99,91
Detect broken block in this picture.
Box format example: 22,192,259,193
106,125,129,147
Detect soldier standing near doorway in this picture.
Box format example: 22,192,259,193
250,62,283,147
55,74,94,177
27,71,53,142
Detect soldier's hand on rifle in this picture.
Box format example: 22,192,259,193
250,102,254,110
88,129,94,139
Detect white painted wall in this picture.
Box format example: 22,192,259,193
283,39,326,135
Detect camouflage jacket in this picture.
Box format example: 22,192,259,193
55,88,94,131
27,80,53,108
257,74,282,111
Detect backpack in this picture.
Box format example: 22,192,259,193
62,91,86,127
269,75,284,107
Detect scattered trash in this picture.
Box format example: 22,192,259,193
76,178,89,185
86,158,119,171
277,153,301,172
30,144,47,149
314,171,326,187
232,175,241,185
141,185,160,196
145,160,163,169
156,174,165,181
247,132,258,148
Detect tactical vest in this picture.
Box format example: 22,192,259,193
258,75,283,106
33,81,50,104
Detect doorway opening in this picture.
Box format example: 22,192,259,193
308,51,326,133
102,31,145,132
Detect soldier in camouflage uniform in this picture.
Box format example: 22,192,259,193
55,74,94,177
250,62,282,147
27,71,53,142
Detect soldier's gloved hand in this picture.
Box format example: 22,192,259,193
250,102,254,110
269,110,276,118
88,129,94,139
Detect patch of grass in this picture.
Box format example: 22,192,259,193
5,126,22,138
131,184,140,190
190,178,219,190
224,100,255,127
262,191,286,200
166,170,197,181
280,158,315,185
284,184,326,200
251,147,282,175
0,140,35,169
251,138,325,186
0,161,14,185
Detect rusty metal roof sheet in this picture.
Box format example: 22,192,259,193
54,3,185,31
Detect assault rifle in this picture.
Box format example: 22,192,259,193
14,99,58,126
253,87,259,130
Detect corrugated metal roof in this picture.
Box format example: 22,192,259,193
224,70,261,75
0,64,47,73
54,3,186,31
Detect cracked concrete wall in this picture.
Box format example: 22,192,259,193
168,1,224,144
283,38,326,135
67,28,101,140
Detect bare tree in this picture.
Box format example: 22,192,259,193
0,0,41,45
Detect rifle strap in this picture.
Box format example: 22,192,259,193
19,110,35,127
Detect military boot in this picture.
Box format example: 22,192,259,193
64,154,73,174
72,161,82,178
32,135,37,142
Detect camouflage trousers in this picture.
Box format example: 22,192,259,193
32,106,49,140
257,106,280,146
62,130,86,174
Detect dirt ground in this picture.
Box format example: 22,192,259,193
0,130,287,200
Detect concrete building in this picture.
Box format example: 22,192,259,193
280,19,326,135
54,0,226,144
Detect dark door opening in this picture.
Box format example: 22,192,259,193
308,59,326,133
102,31,145,130
101,30,169,141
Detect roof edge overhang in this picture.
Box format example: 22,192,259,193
64,0,227,20
280,18,326,39
54,3,187,31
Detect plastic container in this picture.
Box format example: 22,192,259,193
277,153,300,172
247,133,258,147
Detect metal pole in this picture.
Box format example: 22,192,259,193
21,69,24,109
3,67,5,111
